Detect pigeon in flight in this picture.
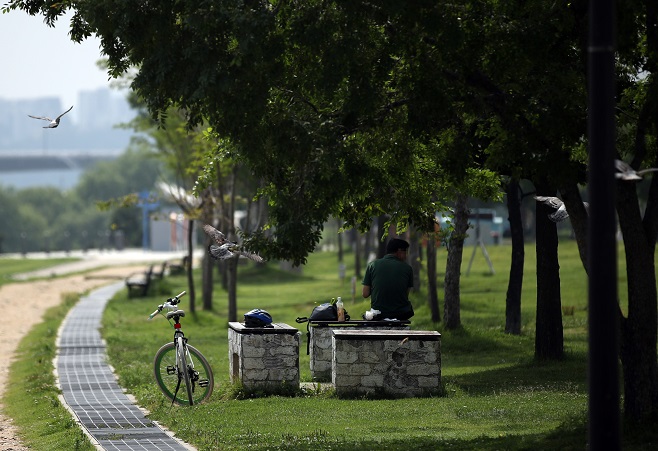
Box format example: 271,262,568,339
534,196,589,223
28,105,73,128
202,224,264,263
208,242,265,263
203,224,228,245
615,159,658,181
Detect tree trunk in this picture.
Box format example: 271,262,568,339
560,183,589,272
363,225,371,264
409,224,421,291
201,189,216,311
505,180,523,335
226,166,239,321
377,215,388,258
616,178,658,421
337,218,344,262
202,252,213,310
534,183,564,360
564,174,658,420
444,194,468,330
426,232,440,323
227,256,239,322
186,219,196,313
353,229,362,279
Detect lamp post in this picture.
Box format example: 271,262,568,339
587,0,620,448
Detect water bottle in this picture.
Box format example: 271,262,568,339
336,296,345,322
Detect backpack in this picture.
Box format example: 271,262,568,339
296,299,350,354
309,302,338,321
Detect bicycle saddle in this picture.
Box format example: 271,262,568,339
166,309,186,319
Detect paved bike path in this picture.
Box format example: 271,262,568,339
56,281,194,451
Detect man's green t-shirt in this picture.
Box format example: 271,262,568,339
362,254,414,316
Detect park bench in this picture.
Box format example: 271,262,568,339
307,319,411,382
168,256,189,276
153,261,167,279
332,329,441,398
125,264,154,298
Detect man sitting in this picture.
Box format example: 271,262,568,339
361,238,414,321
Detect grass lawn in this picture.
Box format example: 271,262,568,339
4,239,657,450
96,238,655,450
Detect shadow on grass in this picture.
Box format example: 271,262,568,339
199,421,589,450
446,354,588,396
434,325,535,360
222,415,656,451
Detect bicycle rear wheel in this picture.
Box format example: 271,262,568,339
153,342,214,405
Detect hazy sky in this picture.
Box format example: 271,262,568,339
0,10,114,111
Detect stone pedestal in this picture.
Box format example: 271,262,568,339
332,329,441,398
309,320,410,382
228,322,300,390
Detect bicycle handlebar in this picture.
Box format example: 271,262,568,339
148,291,187,319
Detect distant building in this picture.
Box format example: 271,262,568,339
77,87,133,130
150,212,197,252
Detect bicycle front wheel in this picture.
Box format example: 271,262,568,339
153,341,214,405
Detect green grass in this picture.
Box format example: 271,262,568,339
96,239,658,451
0,257,78,286
3,293,94,450
4,240,658,450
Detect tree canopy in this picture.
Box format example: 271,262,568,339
5,0,658,422
3,0,505,264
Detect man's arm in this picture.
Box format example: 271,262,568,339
362,285,371,298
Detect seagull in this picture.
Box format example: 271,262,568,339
534,196,589,223
202,224,264,262
615,159,658,181
28,105,73,128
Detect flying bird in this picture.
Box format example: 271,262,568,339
208,242,265,263
534,196,589,223
615,159,658,181
28,105,73,128
203,224,228,245
202,224,264,263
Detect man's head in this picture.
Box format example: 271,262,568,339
386,238,410,260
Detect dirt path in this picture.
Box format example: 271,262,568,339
0,264,152,451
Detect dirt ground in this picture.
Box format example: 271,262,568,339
0,264,152,451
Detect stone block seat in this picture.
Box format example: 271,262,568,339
228,322,301,390
332,329,441,398
308,320,410,382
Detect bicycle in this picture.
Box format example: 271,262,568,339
148,291,214,405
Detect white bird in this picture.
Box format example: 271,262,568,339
28,105,73,128
615,159,658,181
202,224,264,262
534,196,589,223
